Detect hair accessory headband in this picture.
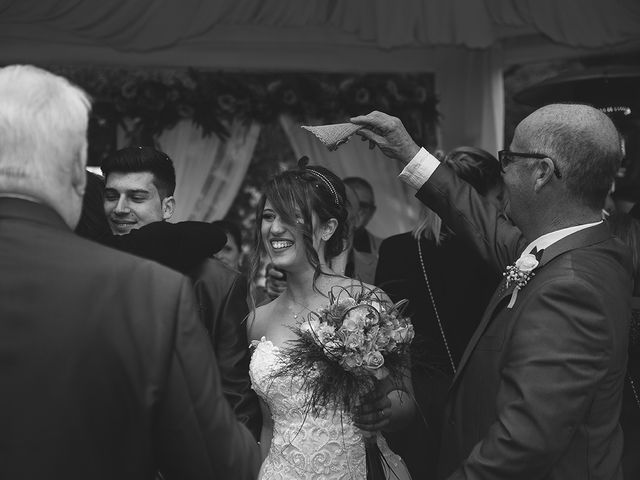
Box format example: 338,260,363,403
306,169,341,206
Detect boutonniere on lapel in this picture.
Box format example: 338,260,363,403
503,253,539,309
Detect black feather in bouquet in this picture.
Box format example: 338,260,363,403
272,284,414,479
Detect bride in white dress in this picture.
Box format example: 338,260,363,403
247,161,413,479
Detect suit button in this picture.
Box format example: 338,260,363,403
449,417,455,426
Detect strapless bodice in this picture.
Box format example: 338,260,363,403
250,337,409,480
250,337,365,478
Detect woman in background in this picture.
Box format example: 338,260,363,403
375,146,504,479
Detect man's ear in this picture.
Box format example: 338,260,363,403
71,147,87,197
533,158,555,193
161,196,175,220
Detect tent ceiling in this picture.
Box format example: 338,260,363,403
0,0,638,70
1,0,637,155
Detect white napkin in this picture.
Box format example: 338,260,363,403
301,123,363,151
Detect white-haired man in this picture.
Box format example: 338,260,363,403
0,65,259,480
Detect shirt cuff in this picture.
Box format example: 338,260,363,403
398,147,441,190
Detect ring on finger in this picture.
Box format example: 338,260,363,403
378,409,385,418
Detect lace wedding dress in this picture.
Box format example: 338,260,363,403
250,337,412,480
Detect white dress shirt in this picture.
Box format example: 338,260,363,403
398,147,602,259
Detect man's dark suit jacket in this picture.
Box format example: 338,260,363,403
416,166,632,480
94,221,261,438
0,198,260,480
189,259,261,439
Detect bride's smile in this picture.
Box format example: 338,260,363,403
270,239,293,250
261,198,329,272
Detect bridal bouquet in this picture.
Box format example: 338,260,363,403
274,285,414,416
273,285,413,479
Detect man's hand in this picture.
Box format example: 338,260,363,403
350,111,420,165
264,263,287,300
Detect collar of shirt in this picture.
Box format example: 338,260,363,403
520,221,603,257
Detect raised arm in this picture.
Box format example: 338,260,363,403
351,111,525,273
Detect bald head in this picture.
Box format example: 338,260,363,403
516,104,620,153
513,104,622,210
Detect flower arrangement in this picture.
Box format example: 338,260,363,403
504,253,539,308
273,285,414,416
504,253,538,288
270,285,413,480
48,66,438,147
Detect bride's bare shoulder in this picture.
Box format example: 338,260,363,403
247,299,278,341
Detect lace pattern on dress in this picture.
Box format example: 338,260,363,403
250,337,408,480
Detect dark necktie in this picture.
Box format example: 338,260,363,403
530,246,544,261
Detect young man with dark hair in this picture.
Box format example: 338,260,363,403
102,146,261,440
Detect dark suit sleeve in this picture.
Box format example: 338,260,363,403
191,261,261,440
416,165,526,274
448,278,614,480
155,276,260,480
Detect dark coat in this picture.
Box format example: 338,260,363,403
189,259,261,439
0,198,260,480
375,231,501,480
416,166,632,480
376,231,500,368
102,222,261,439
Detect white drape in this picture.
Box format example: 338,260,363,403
155,119,260,222
279,114,420,239
435,45,505,153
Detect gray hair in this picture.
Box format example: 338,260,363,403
0,65,91,195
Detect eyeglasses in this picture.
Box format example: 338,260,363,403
498,150,562,179
359,201,376,211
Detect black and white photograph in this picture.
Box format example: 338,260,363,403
1,2,639,479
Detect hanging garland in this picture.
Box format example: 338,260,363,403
49,66,438,147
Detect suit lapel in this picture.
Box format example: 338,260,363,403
451,276,516,386
449,222,611,391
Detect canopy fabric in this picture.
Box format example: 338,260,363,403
1,0,638,227
1,0,638,51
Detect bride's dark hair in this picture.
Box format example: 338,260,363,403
249,157,350,305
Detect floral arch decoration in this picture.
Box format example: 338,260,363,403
48,66,438,165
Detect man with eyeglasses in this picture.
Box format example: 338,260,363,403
351,104,631,480
343,176,382,283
